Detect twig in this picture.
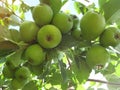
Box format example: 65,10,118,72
0,0,24,21
88,79,120,86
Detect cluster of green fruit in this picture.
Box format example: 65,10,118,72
2,1,120,89
2,3,76,90
80,10,120,68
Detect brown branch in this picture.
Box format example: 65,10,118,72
88,79,120,86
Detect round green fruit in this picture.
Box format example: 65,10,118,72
25,44,46,65
52,12,73,34
15,66,31,81
32,4,53,26
37,25,62,48
20,21,39,43
100,26,120,47
71,28,81,40
10,79,26,90
80,10,106,41
86,45,110,68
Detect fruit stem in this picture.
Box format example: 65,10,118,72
88,79,120,85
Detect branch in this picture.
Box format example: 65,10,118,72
88,79,120,86
0,0,24,21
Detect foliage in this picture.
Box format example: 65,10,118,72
0,0,120,90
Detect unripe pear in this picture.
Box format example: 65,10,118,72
20,21,39,43
80,10,106,41
32,4,53,26
37,25,62,48
86,45,110,68
100,26,120,47
10,79,26,90
52,12,73,34
25,44,46,65
15,66,31,81
71,28,81,40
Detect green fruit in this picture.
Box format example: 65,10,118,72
15,66,31,81
100,27,120,47
86,45,110,68
22,80,38,90
52,12,73,34
71,28,81,40
10,79,26,90
9,29,21,42
25,44,46,65
2,65,14,78
80,10,106,41
32,4,53,26
20,21,39,43
37,25,62,48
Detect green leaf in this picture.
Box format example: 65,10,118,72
20,1,30,12
0,41,19,57
115,64,120,76
58,59,67,83
62,0,68,6
67,49,91,84
106,74,120,90
5,48,24,69
50,0,62,15
0,57,6,65
22,80,38,90
74,1,81,14
48,72,62,85
107,9,120,24
98,0,109,9
57,34,79,50
74,1,88,15
102,63,115,75
102,0,120,23
61,82,68,90
76,84,85,90
0,25,11,42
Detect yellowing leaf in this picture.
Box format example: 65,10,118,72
0,25,12,42
0,41,19,57
0,6,11,18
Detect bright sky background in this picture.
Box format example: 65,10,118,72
22,0,99,21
